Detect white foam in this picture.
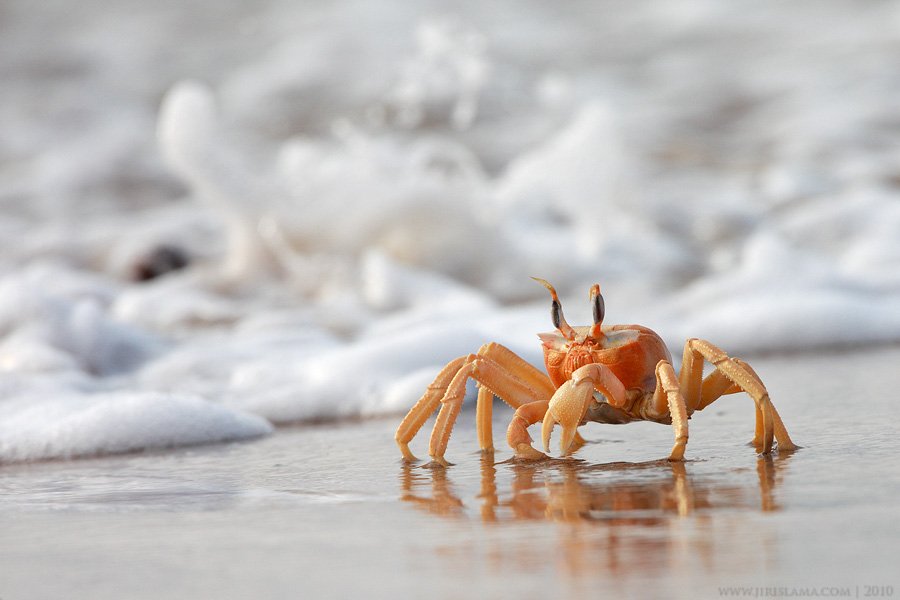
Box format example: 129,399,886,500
0,263,166,376
0,389,272,462
3,1,900,461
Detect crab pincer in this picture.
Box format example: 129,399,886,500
542,363,627,454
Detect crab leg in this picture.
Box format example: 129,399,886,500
477,342,556,397
697,360,776,444
396,343,554,464
541,363,627,455
472,342,556,456
508,399,552,460
644,361,690,461
679,339,795,453
475,385,494,452
732,359,795,451
396,357,468,461
429,354,549,465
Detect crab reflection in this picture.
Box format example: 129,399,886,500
399,452,792,580
399,453,788,523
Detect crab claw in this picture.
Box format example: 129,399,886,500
541,374,595,455
542,363,628,455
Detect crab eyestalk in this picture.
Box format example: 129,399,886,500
532,277,576,340
589,284,605,340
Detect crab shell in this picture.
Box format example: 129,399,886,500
538,324,672,394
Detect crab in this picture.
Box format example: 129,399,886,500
396,278,796,465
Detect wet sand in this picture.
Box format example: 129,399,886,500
1,347,898,599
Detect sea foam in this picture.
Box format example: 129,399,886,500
2,2,900,462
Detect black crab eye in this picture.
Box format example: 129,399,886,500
591,290,605,325
551,300,562,330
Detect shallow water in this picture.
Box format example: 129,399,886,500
2,347,897,599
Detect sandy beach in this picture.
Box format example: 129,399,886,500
2,346,897,599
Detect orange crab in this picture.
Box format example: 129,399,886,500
396,278,796,465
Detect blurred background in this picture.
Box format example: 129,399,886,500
2,0,900,459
